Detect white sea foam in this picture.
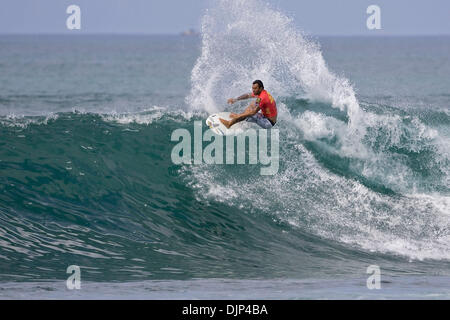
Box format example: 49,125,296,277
187,0,363,127
184,0,450,260
100,106,203,125
0,113,59,128
186,141,450,260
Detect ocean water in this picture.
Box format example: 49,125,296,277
1,0,449,299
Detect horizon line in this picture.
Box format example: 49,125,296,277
0,32,449,37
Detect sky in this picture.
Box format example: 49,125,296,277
0,0,449,36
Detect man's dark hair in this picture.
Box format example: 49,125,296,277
253,80,264,89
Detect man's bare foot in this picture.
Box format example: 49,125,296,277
219,118,231,129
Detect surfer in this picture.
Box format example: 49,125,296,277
219,80,277,129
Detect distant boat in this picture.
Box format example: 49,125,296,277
181,29,199,36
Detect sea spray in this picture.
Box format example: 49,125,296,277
184,0,450,260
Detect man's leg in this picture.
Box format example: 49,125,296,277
219,110,254,129
230,102,255,119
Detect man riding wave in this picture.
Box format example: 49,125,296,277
219,80,277,129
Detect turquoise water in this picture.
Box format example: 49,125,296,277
1,0,449,299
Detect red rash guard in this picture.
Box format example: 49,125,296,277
252,90,277,118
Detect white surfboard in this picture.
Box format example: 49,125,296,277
205,112,250,136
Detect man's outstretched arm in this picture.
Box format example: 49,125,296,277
228,93,253,104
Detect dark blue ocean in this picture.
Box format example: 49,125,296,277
0,0,449,299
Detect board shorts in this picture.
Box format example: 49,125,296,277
246,113,275,129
